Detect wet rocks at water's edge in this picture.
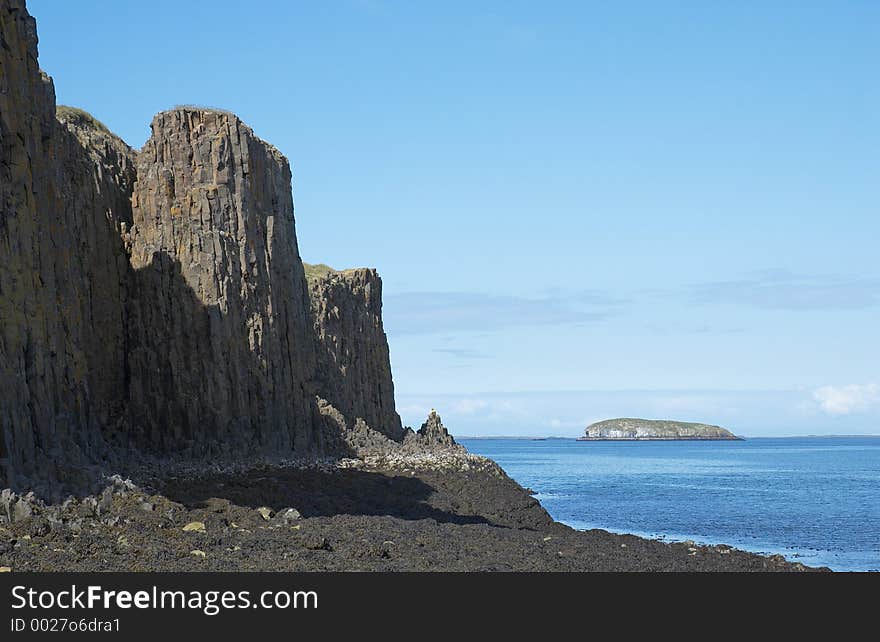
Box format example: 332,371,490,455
0,403,821,571
0,460,823,572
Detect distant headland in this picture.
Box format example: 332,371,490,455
578,418,742,441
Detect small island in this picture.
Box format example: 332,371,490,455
578,418,742,441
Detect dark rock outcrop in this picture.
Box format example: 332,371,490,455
306,264,403,440
416,410,456,447
54,105,137,438
0,0,135,493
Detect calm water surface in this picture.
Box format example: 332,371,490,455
460,437,880,571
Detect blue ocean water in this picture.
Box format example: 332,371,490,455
460,437,880,571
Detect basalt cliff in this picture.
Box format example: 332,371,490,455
0,0,408,496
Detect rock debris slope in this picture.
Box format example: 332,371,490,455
0,0,408,495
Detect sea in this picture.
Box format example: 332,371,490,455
459,436,880,571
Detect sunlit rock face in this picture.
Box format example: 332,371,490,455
126,108,321,456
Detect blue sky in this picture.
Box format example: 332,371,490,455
30,1,879,436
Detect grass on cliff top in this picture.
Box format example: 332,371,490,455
303,263,338,281
303,262,370,282
173,104,237,117
56,106,112,135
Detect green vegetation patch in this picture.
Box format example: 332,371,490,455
303,262,338,281
56,105,112,135
303,262,369,283
172,104,237,117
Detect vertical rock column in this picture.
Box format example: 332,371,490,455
0,0,71,491
308,268,404,440
0,0,134,492
126,108,319,456
54,108,137,442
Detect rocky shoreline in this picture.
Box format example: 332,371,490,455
0,444,825,572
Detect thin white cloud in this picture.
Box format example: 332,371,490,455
432,347,493,360
397,403,433,419
689,269,880,310
384,290,624,335
813,383,880,415
450,398,490,414
398,389,880,437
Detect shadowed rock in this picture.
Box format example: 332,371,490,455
0,0,135,494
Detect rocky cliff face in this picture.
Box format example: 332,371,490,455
307,265,403,440
0,0,408,495
0,0,135,493
54,106,138,439
125,109,321,457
